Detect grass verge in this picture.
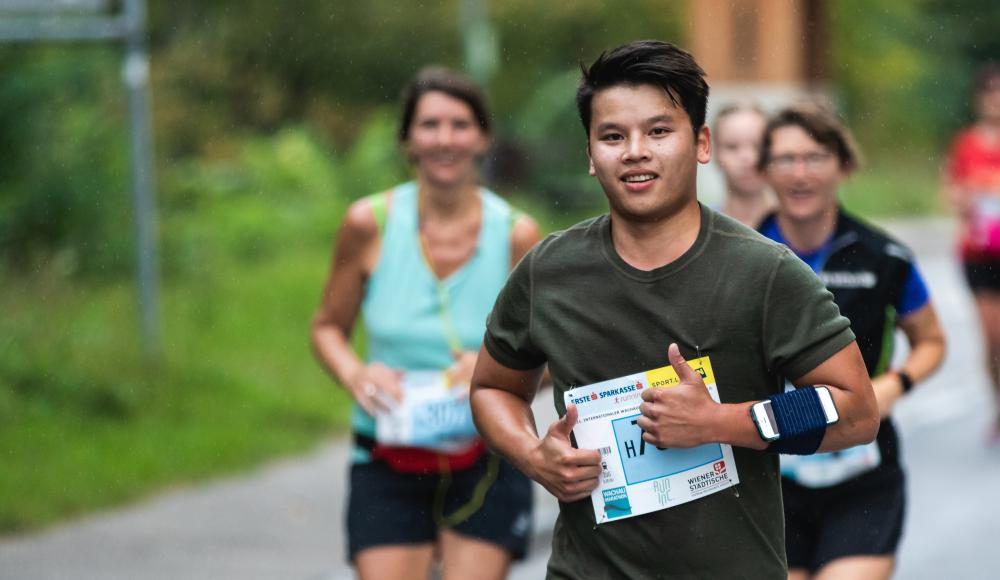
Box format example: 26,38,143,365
0,249,350,533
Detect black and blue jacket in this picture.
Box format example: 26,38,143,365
759,208,930,485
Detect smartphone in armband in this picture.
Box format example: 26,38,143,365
815,385,840,425
751,386,840,442
750,399,780,442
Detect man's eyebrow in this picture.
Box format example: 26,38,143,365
595,115,676,133
594,121,623,133
646,114,675,124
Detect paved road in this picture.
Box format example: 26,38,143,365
2,218,999,579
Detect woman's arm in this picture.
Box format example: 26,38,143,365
310,196,400,414
871,304,947,417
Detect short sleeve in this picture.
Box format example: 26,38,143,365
896,262,930,317
763,250,856,381
483,248,547,370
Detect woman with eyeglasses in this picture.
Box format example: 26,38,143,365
756,103,945,580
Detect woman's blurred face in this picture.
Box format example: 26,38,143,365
975,77,1000,124
765,125,845,223
715,110,768,196
406,91,489,188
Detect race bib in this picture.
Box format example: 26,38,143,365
374,371,478,452
565,356,740,524
781,441,881,488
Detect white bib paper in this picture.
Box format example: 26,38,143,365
781,442,881,487
565,356,740,524
374,371,478,452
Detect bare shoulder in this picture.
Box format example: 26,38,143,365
511,213,543,264
339,196,380,241
333,191,393,273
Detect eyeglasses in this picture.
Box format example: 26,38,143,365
768,152,834,173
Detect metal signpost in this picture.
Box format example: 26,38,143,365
0,0,161,358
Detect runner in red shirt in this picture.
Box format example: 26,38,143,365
942,62,1000,442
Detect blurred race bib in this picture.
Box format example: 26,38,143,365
374,371,478,452
781,442,881,488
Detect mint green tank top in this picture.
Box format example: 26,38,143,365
352,181,514,461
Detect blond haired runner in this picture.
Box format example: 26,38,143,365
713,102,775,227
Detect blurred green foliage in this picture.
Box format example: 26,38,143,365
0,0,995,531
829,0,1000,154
0,47,131,275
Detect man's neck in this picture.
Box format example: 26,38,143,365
610,201,702,271
776,207,838,254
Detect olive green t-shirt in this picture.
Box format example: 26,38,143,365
484,204,854,580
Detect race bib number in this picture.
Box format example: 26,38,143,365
565,356,740,524
374,371,478,452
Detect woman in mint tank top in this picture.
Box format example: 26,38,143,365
311,67,541,580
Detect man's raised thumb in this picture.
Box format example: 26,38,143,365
553,403,579,438
668,343,699,383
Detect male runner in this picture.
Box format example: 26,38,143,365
470,40,879,578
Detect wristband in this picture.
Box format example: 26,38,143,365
765,387,828,455
895,370,914,393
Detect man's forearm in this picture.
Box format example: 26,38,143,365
790,343,880,453
815,383,879,452
711,393,875,454
710,402,769,450
470,387,543,477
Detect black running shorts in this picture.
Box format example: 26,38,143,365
964,260,1000,293
346,452,533,562
782,475,905,572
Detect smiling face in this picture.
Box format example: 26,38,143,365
405,91,489,188
765,125,845,223
587,84,710,223
715,109,768,197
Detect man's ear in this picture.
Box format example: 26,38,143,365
587,145,596,176
697,125,711,165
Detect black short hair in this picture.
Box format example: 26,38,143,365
398,67,491,142
576,40,709,137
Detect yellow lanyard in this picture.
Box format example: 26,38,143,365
418,218,501,527
418,228,465,356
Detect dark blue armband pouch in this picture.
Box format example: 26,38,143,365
766,386,828,455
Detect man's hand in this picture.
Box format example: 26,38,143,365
637,343,720,449
527,404,602,502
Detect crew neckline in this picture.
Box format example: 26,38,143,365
599,203,713,282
